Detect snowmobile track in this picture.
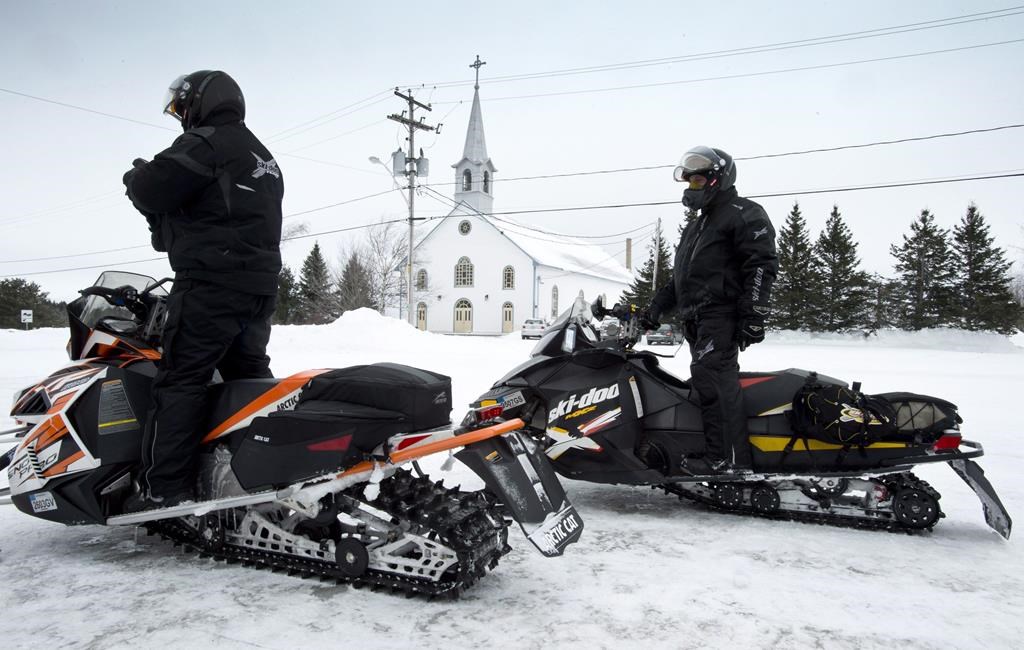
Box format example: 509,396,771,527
659,472,943,534
143,470,511,599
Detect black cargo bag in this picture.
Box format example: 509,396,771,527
792,380,895,447
875,391,961,440
299,363,452,432
231,401,408,491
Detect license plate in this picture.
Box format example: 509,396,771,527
29,491,58,513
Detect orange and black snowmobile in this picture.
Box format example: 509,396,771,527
466,296,1011,539
0,270,583,597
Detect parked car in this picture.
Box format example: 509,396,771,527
521,318,548,340
646,323,683,345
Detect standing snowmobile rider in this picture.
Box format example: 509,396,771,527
641,146,777,475
122,70,284,511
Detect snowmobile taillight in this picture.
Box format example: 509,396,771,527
933,433,962,451
475,404,504,422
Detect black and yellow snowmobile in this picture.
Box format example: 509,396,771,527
464,296,1011,538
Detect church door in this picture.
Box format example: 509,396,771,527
416,302,427,331
501,302,514,334
454,299,473,334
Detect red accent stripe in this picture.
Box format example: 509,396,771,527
308,434,353,452
739,376,774,389
395,434,432,451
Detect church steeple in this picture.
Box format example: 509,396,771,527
453,55,496,215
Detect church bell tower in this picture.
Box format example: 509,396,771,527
452,55,497,215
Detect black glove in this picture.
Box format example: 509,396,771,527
638,305,661,332
737,306,769,351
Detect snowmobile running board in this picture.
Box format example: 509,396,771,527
104,418,527,526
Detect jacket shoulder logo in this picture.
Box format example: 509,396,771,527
753,226,769,240
251,152,281,179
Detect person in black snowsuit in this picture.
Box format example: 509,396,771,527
122,70,284,510
643,146,777,474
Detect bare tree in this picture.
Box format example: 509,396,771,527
363,221,410,314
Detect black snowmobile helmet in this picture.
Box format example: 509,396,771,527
163,70,245,130
673,145,736,211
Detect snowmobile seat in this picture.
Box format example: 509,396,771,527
206,378,282,434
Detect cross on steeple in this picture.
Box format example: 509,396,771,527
470,55,487,90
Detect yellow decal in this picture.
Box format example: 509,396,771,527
565,405,597,420
749,435,908,452
480,400,498,407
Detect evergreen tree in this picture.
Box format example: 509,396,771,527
950,203,1021,333
274,265,297,324
0,278,66,328
620,222,673,309
864,273,899,333
337,252,376,312
809,205,871,331
772,201,818,330
889,209,957,330
683,207,699,225
295,242,337,324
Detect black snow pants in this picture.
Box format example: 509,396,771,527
141,279,275,498
684,312,752,467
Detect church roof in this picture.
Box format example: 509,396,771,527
493,216,633,284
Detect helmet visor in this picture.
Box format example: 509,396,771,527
162,74,188,122
673,147,724,182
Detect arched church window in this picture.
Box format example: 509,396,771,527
455,256,474,287
416,269,428,290
551,285,559,319
502,265,515,290
483,171,490,193
462,169,472,192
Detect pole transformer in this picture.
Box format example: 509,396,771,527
387,88,439,326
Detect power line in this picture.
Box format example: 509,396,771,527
0,187,407,264
413,6,1024,89
433,39,1024,104
4,163,1021,268
420,186,657,242
265,90,393,143
415,123,1024,189
4,170,1021,278
0,87,177,131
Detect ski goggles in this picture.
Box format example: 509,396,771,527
673,169,709,189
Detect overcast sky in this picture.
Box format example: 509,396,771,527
2,1,1023,301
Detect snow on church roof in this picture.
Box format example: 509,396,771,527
490,216,633,284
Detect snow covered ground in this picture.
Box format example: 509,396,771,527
1,314,1022,649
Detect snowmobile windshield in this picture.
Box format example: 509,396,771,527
72,271,165,330
530,295,597,357
163,74,188,121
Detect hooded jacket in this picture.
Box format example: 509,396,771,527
651,186,777,321
124,106,284,295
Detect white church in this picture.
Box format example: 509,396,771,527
406,78,632,335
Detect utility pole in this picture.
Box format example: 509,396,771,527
651,217,661,290
387,88,439,325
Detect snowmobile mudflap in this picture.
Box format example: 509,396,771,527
456,429,583,558
949,454,1012,540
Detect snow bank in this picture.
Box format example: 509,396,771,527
770,327,1021,353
